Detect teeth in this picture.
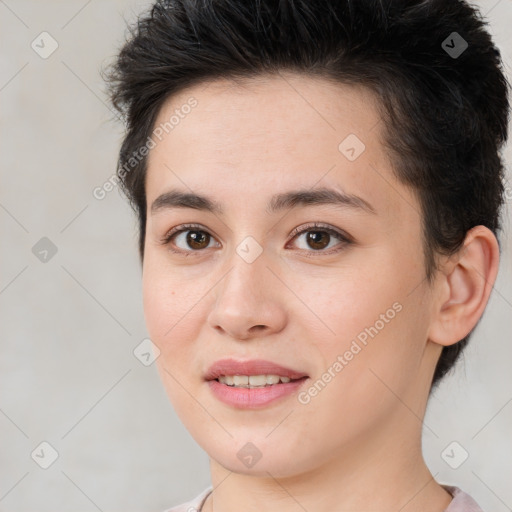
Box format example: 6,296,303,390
233,375,249,386
217,374,295,387
249,375,266,386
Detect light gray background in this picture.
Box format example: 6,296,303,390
1,1,511,511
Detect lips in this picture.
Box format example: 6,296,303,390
204,358,309,381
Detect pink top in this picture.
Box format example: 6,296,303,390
163,484,484,511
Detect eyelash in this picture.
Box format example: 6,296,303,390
160,222,353,258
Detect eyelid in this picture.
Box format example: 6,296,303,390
288,222,353,244
161,223,204,243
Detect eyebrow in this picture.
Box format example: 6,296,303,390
150,187,376,216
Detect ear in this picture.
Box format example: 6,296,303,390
428,225,500,347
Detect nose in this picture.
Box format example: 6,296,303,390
206,248,287,341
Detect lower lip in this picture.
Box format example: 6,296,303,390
207,378,309,409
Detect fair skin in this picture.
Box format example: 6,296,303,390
142,72,499,512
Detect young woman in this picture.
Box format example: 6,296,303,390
105,1,510,510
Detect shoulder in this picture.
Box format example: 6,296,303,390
442,485,485,512
162,486,213,512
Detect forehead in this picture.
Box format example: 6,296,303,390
145,73,417,224
150,73,383,158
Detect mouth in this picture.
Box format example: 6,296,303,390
204,358,309,408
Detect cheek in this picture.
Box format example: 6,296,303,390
142,248,199,329
142,271,174,341
300,254,429,401
291,259,402,347
142,259,199,357
142,254,223,397
296,308,427,450
142,267,203,411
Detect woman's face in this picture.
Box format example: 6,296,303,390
142,73,441,476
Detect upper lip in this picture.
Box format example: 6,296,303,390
204,358,309,381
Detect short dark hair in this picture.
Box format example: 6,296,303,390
105,0,510,388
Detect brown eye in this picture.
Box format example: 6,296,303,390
305,231,331,250
161,224,221,255
186,230,210,250
289,223,353,255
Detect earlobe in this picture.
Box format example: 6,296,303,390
428,226,500,347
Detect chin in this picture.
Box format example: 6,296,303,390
202,435,316,478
